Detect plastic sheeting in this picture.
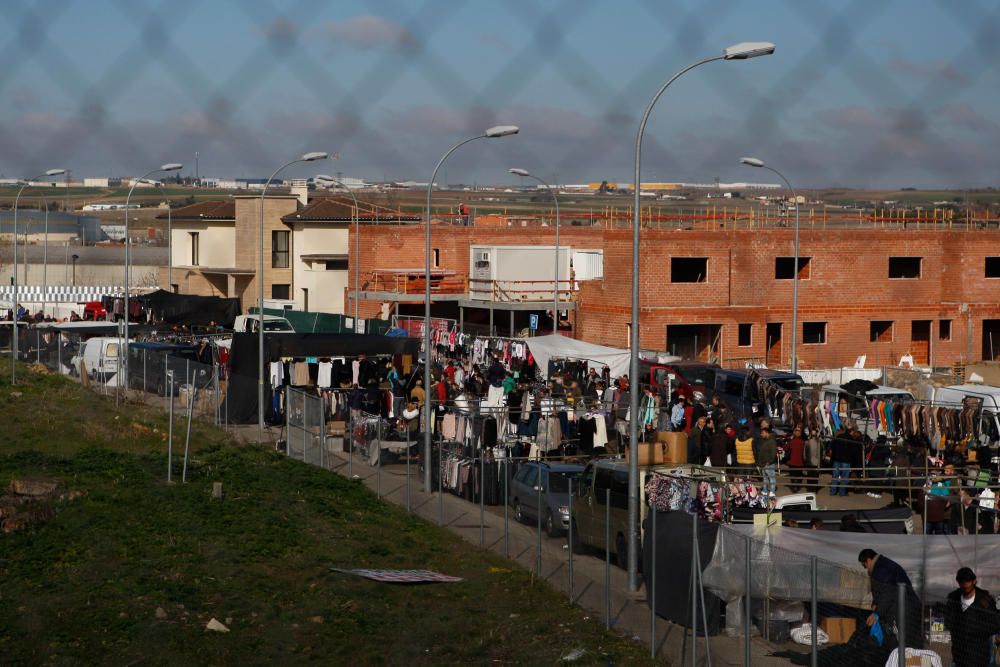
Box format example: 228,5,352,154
704,523,1000,606
526,334,639,380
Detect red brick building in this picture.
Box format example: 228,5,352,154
350,219,1000,369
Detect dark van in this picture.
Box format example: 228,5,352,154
712,367,804,421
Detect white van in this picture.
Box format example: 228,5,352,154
931,384,1000,440
70,337,125,380
820,383,914,438
233,314,294,333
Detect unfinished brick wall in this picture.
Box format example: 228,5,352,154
352,223,1000,368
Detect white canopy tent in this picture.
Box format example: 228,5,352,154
525,334,680,381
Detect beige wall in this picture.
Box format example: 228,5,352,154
170,221,235,268
233,196,298,307
290,224,349,312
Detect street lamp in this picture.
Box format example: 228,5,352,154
741,156,800,374
123,163,182,393
626,41,775,592
315,174,361,326
424,125,519,493
258,151,328,444
509,168,561,334
10,168,65,384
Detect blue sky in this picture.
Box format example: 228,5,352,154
0,0,997,188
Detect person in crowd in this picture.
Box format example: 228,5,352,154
708,394,730,427
754,424,779,498
453,361,466,388
829,421,861,496
809,518,824,530
502,371,516,396
409,377,426,408
785,425,807,493
465,370,485,398
708,423,736,468
858,548,924,649
601,365,611,386
734,425,755,473
944,567,1000,667
926,463,956,535
688,415,707,464
669,395,686,432
400,400,421,441
639,385,658,441
839,514,866,532
582,367,600,399
348,383,365,424
386,361,405,418
803,429,822,493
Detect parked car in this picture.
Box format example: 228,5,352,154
645,360,720,400
233,314,294,333
70,336,124,380
509,461,584,537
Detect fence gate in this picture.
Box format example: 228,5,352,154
286,387,326,468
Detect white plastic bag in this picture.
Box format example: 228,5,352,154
789,623,828,646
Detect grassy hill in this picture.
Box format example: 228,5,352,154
0,368,655,665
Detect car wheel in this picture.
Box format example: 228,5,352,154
615,532,628,569
545,510,559,538
514,501,524,524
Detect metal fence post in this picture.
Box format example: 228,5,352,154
348,408,353,479
503,457,509,558
652,504,659,660
536,472,543,577
745,535,752,666
182,371,195,483
376,417,382,499
167,370,174,483
143,349,146,395
568,477,574,603
438,433,444,526
479,443,485,548
405,425,411,513
810,555,818,667
605,487,611,630
320,395,326,470
302,393,308,462
897,582,906,667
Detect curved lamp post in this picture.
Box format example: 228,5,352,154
315,174,361,326
424,125,519,493
123,163,182,392
11,168,65,384
740,157,800,374
626,41,775,591
257,152,327,444
509,168,561,333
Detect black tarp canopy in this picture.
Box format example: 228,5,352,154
223,332,420,424
135,290,241,327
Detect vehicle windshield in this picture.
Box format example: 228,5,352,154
263,320,293,331
548,471,579,494
676,367,714,386
772,377,804,391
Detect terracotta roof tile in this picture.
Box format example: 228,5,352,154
282,195,420,223
156,200,235,220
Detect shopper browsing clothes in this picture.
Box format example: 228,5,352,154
857,548,924,649
944,567,1000,667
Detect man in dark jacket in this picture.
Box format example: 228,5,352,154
830,425,862,496
945,567,1000,667
858,549,924,649
687,415,707,464
753,426,779,497
708,424,735,468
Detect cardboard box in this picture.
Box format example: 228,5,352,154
660,432,688,464
625,442,662,465
327,420,346,436
819,616,856,644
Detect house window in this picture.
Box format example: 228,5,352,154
433,248,441,268
870,320,893,343
939,319,952,341
802,322,827,344
774,257,811,280
271,284,290,300
324,259,348,270
271,231,290,268
986,257,1000,278
737,323,752,347
888,256,921,279
671,257,707,283
189,232,199,266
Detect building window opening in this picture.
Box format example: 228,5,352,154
803,321,827,345
870,320,893,343
986,257,1000,278
888,256,922,279
774,256,811,280
737,323,752,347
671,257,707,283
939,319,952,341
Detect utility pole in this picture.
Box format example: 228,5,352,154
194,152,199,184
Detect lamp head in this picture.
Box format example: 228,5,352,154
723,42,776,60
301,152,328,162
509,168,530,177
740,157,765,168
485,125,519,138
45,168,66,176
160,163,183,172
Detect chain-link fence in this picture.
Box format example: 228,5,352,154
285,387,327,468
